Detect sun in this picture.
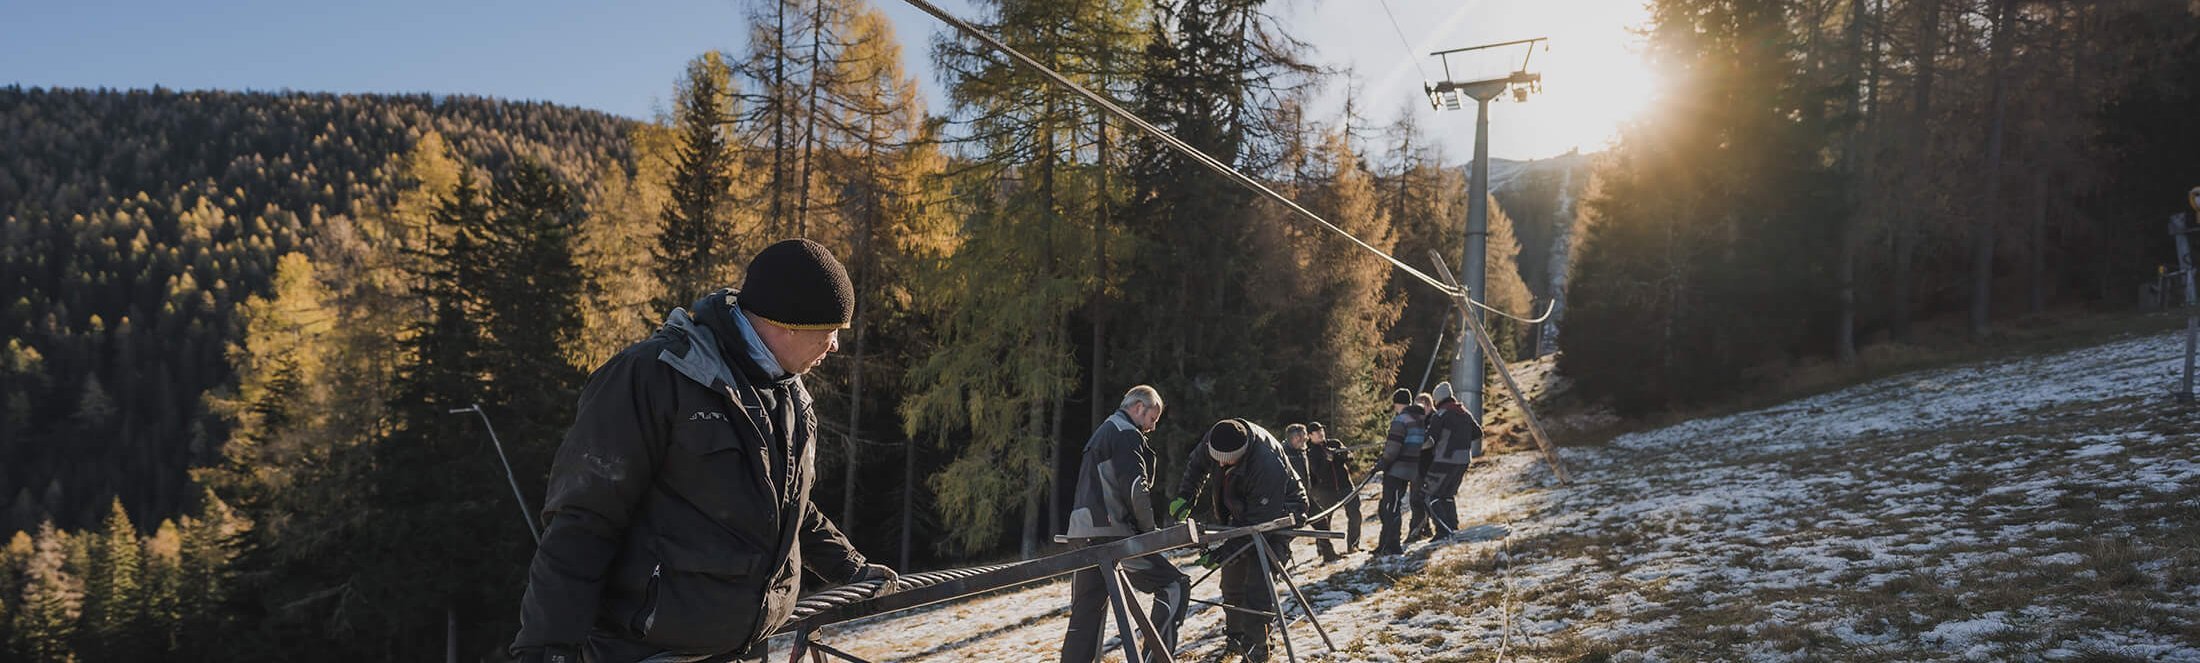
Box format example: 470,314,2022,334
1542,39,1659,151
1477,0,1660,158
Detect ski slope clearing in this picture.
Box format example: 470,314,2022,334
770,330,2200,661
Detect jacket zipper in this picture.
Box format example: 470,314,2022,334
632,564,661,636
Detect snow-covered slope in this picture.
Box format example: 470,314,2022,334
772,330,2200,661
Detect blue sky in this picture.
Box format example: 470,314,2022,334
1,0,1652,161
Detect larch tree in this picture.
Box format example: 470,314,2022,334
913,0,1146,558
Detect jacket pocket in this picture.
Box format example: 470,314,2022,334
663,419,777,528
635,537,765,651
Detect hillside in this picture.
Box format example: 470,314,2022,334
0,87,637,533
766,328,2199,661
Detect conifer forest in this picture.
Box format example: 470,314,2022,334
3,0,2197,660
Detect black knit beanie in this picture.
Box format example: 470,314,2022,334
1306,421,1324,434
1391,388,1412,406
742,239,854,330
1206,419,1250,464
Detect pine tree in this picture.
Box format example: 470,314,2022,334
172,492,239,662
139,519,181,655
0,530,28,653
1479,195,1536,362
1561,0,1843,413
654,52,743,313
1117,0,1314,488
361,159,591,659
79,498,143,661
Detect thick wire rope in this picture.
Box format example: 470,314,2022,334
897,0,1463,297
881,6,1574,660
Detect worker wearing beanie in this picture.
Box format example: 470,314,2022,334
1373,388,1430,556
1177,419,1307,663
513,239,899,663
1420,381,1482,538
1303,422,1361,562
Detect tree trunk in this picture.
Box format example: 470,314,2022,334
794,0,826,238
1892,0,1938,343
770,0,789,234
1021,402,1044,560
1971,0,2016,338
843,252,865,530
1836,0,1871,364
1092,108,1109,428
900,433,915,570
2029,168,2048,314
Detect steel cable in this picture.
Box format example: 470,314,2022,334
898,0,1464,297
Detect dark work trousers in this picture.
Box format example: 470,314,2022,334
1060,539,1190,663
1377,475,1417,552
1218,533,1292,663
1419,462,1470,537
1404,472,1434,540
1309,488,1361,560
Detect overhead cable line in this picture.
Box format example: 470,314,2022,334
1375,0,1429,82
897,0,1463,297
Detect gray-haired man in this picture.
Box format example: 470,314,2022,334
1060,385,1188,662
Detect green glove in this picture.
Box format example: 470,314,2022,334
1168,497,1191,520
1195,549,1219,569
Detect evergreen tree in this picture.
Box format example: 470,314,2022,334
1479,195,1536,362
171,492,238,662
1561,0,1843,413
1116,0,1314,485
139,519,181,654
0,530,27,653
361,159,590,659
78,498,144,661
654,52,743,313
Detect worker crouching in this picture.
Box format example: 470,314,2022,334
1180,419,1307,663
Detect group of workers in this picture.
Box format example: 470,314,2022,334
1061,381,1484,662
505,240,1483,663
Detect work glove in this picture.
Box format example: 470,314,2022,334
1194,549,1220,570
513,645,579,663
848,563,903,597
1168,497,1192,521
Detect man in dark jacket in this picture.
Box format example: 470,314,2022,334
1419,381,1482,538
1374,388,1429,556
1281,423,1314,501
511,239,898,663
1060,385,1187,663
1302,422,1360,562
1179,420,1307,663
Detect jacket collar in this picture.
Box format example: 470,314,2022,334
1105,409,1140,435
657,289,796,392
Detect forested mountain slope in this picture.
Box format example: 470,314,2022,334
0,87,635,533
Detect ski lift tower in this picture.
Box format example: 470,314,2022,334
1425,37,1545,423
